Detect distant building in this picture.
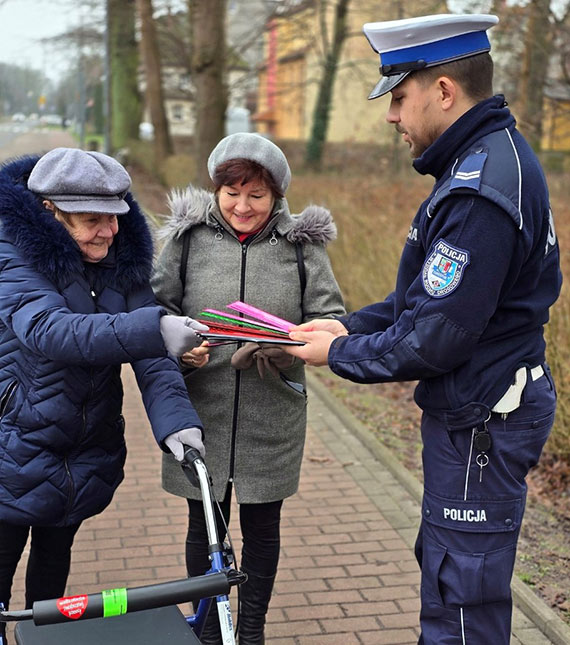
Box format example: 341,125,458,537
139,3,268,137
253,0,410,145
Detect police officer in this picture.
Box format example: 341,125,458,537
284,12,562,645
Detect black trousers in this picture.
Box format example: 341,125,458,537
0,521,80,609
185,487,283,578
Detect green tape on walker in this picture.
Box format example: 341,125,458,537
102,587,128,617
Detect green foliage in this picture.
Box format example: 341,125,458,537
517,572,535,586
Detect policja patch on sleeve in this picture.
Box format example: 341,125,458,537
422,239,470,297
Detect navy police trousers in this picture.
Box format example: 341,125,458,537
415,365,556,644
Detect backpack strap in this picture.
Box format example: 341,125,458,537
179,231,191,286
295,242,306,320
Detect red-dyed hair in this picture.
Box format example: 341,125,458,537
212,159,284,199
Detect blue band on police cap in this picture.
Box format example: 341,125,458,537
380,30,491,74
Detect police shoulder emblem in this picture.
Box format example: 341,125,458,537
422,239,470,298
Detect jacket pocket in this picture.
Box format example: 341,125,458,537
0,379,18,419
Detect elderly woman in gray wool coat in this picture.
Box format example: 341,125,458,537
151,133,345,644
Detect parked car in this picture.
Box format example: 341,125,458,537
40,114,62,126
11,113,26,122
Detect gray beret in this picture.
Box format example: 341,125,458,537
207,133,291,194
28,147,132,215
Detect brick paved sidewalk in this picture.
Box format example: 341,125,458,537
8,367,564,644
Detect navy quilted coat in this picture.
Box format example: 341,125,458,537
0,155,202,527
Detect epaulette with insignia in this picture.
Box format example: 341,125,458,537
450,151,488,192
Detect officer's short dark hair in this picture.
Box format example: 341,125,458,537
413,52,494,103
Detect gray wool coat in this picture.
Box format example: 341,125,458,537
151,186,345,503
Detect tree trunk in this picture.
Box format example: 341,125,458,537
189,0,228,188
519,0,552,150
108,0,142,151
137,0,174,164
305,0,350,170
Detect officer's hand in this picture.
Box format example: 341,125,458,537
283,330,337,366
164,427,205,461
160,315,209,356
290,319,348,337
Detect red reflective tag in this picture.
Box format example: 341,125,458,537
56,595,88,620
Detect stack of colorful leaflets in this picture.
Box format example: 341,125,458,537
196,301,304,345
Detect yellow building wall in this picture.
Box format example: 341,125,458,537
274,57,306,139
257,0,448,144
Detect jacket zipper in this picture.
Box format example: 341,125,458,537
62,457,75,523
228,242,250,481
63,370,92,523
0,380,18,418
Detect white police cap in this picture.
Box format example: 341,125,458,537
363,13,499,100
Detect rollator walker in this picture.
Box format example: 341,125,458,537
0,447,245,645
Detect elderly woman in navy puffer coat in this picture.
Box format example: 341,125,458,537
0,147,208,617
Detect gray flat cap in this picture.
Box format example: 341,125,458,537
28,147,132,215
207,133,291,194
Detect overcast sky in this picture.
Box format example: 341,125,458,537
0,0,82,82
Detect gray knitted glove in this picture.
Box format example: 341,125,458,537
160,315,209,356
164,427,205,461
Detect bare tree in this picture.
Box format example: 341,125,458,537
518,0,553,149
557,3,570,84
189,0,228,188
305,0,351,169
137,0,174,164
108,0,142,151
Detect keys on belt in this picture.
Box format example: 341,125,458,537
474,365,543,485
491,365,544,415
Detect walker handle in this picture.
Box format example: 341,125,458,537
181,445,203,487
28,571,237,626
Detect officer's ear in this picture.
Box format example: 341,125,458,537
436,76,457,112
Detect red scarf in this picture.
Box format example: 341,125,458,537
237,227,264,243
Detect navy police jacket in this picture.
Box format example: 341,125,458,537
0,155,202,527
329,95,562,429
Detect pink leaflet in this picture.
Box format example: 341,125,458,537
202,308,288,334
226,301,294,332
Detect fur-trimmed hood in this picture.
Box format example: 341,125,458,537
0,155,154,290
158,184,337,245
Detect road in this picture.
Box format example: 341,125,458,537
0,119,76,162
